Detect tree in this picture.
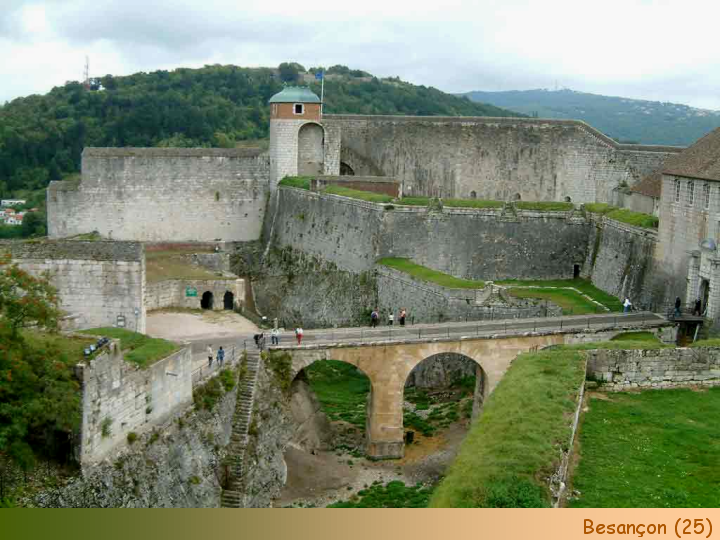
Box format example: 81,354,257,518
0,254,60,338
20,212,46,238
0,255,74,496
278,62,301,83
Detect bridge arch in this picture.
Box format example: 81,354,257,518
403,352,488,425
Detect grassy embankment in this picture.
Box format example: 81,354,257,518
430,348,587,507
497,278,624,314
22,331,96,362
378,257,485,289
584,203,658,229
80,328,179,368
145,246,235,284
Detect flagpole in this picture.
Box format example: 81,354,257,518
320,70,325,115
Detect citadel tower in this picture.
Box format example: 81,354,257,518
268,86,324,189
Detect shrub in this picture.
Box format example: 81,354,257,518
101,417,113,438
278,176,312,190
127,432,138,444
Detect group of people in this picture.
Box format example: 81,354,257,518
253,326,304,348
370,307,407,327
673,296,705,317
206,345,225,368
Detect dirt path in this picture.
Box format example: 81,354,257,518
146,311,259,341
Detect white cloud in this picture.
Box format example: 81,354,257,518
1,0,719,110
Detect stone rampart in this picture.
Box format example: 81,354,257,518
273,187,592,280
586,348,720,390
77,343,193,464
1,239,146,332
585,216,661,309
48,148,270,242
322,115,679,204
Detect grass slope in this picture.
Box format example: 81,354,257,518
322,185,393,203
570,388,720,507
378,257,485,289
497,278,623,312
80,328,179,368
145,247,233,284
585,203,658,229
430,349,586,507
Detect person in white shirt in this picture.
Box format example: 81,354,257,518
207,344,213,367
295,327,304,345
271,327,280,345
623,298,632,313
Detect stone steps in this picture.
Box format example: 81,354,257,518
220,349,262,508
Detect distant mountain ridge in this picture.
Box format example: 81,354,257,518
459,88,720,146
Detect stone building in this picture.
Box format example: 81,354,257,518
656,127,720,317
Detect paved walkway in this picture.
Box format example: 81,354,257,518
186,311,667,356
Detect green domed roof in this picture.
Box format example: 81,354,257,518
269,86,321,104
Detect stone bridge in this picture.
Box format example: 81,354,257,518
271,312,671,458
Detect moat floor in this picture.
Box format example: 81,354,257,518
146,311,259,341
275,420,469,508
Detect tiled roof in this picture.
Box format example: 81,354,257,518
630,173,662,198
663,127,720,181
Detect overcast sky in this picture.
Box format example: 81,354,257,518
1,0,719,109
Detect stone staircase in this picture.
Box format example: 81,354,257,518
220,348,262,508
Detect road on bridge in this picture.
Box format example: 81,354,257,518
186,311,667,355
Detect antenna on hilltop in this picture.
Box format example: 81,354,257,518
83,56,90,89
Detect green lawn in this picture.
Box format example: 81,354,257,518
430,349,586,507
329,481,434,508
378,257,485,289
322,185,394,203
278,176,312,190
22,331,95,362
497,278,623,312
610,331,662,343
569,388,720,508
584,203,658,229
80,328,180,368
515,201,574,212
689,338,720,348
306,360,370,428
506,288,604,315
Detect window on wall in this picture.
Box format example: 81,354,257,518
674,179,681,202
688,181,694,206
704,182,711,210
293,103,304,115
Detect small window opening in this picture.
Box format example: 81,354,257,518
294,103,304,115
470,190,477,199
565,196,572,203
573,264,580,279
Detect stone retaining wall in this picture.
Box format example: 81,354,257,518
586,348,720,390
77,343,193,464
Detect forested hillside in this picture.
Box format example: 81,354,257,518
461,88,720,146
0,63,520,200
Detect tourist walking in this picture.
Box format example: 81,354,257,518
217,346,225,367
295,327,304,345
370,309,379,328
271,327,280,345
399,308,407,326
623,297,632,313
258,333,266,351
694,298,702,316
674,297,682,318
207,344,213,368
388,311,394,326
253,333,260,348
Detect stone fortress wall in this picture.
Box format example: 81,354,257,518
48,148,270,242
77,342,193,464
322,115,682,204
0,239,146,332
272,187,592,280
263,187,663,325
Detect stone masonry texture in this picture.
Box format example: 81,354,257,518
47,148,270,242
1,239,146,332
